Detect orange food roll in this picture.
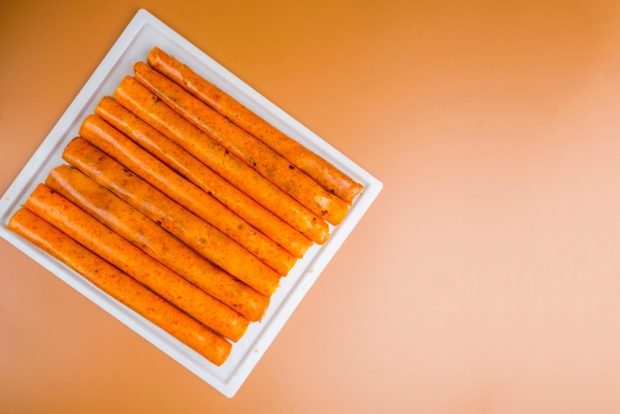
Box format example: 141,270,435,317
78,114,287,282
95,97,309,260
113,76,329,244
24,184,247,341
46,162,269,321
7,208,231,366
61,139,278,306
147,47,364,204
134,62,350,225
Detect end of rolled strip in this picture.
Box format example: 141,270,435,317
147,46,165,65
210,338,232,366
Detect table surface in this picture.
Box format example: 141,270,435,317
2,1,620,413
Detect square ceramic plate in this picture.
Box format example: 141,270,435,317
0,9,382,397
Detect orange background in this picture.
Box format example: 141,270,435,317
2,1,620,412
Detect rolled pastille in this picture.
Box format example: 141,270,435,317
96,97,310,259
46,162,269,321
7,208,231,365
78,115,286,282
148,47,364,204
61,144,279,292
25,184,248,341
135,62,350,225
113,77,329,244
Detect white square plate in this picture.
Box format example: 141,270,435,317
0,9,382,397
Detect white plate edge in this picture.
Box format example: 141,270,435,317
0,8,384,398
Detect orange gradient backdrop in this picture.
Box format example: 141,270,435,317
2,1,620,413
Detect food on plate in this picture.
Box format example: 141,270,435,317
24,184,248,342
79,114,287,281
147,47,363,204
134,62,350,225
114,76,330,244
95,97,311,259
8,208,231,366
47,161,270,320
7,46,363,367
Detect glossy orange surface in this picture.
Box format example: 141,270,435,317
2,1,620,412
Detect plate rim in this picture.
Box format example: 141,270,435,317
0,8,383,398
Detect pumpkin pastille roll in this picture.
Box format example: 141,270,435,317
7,208,231,366
46,160,269,321
113,76,330,244
134,62,350,225
78,114,286,281
95,96,309,260
61,138,281,303
147,47,364,204
46,162,279,298
24,184,248,342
